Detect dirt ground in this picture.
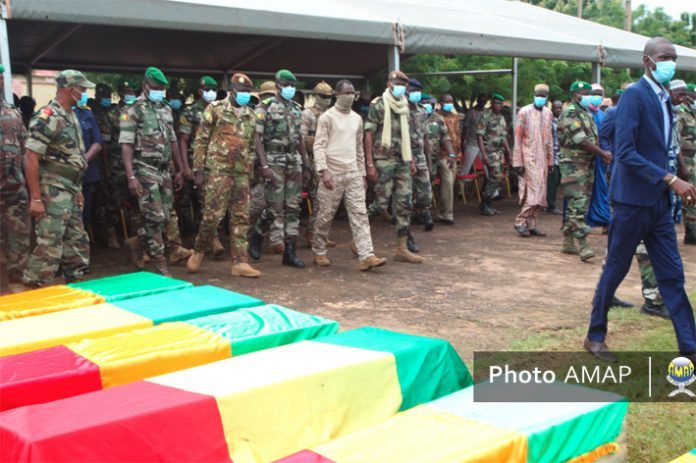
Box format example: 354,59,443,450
88,196,696,363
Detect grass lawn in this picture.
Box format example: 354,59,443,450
508,298,696,463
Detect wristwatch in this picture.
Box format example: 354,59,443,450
447,153,456,159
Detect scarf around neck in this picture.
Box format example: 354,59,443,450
381,88,412,161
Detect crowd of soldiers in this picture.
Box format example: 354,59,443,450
0,62,695,294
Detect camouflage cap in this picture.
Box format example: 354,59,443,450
275,69,296,82
313,81,333,96
388,70,409,83
96,83,112,95
491,92,505,101
144,67,168,86
231,73,253,88
199,75,218,88
259,80,276,98
56,70,95,88
570,81,591,92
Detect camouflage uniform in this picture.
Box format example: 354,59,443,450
0,99,29,283
178,99,207,232
409,104,432,215
22,100,89,286
193,98,256,263
366,96,413,237
89,103,117,238
119,96,177,261
679,104,696,226
476,108,508,199
253,96,304,244
557,101,598,238
427,111,454,221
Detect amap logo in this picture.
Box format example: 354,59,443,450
666,357,695,398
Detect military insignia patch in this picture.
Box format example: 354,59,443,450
256,112,265,121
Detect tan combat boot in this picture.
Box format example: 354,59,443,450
394,236,424,263
187,251,205,273
212,237,225,258
124,237,145,269
169,245,193,264
359,255,387,271
270,242,285,254
313,254,331,266
231,262,261,278
561,234,578,255
577,237,595,262
106,227,120,250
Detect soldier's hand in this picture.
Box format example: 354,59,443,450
76,192,85,209
128,177,144,197
194,171,205,190
447,157,455,169
261,166,275,185
409,161,416,176
600,150,612,165
321,170,335,191
30,198,45,219
183,166,194,182
174,172,184,192
366,165,377,183
671,178,696,207
482,156,490,167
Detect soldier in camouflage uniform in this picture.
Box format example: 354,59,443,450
679,82,696,244
365,70,423,263
0,64,30,289
21,70,92,287
424,94,456,225
120,67,182,276
557,80,612,261
250,69,310,268
476,92,511,216
186,73,260,278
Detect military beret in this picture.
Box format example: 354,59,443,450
258,80,276,98
313,81,333,96
0,64,4,73
144,67,168,86
491,92,505,101
231,73,253,88
408,78,423,89
200,75,217,87
96,83,112,95
388,70,409,83
56,70,95,89
688,84,696,92
117,81,133,92
569,81,591,92
421,93,434,102
275,69,296,82
615,89,625,95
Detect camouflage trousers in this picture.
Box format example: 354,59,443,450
135,170,172,260
412,162,432,214
105,171,134,233
255,152,302,244
436,158,455,221
560,158,594,238
684,152,696,223
482,149,503,200
194,172,250,263
312,170,374,260
0,183,30,283
370,155,413,237
248,182,271,238
22,184,89,286
176,179,204,233
635,242,663,306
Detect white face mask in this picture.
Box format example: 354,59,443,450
202,89,217,103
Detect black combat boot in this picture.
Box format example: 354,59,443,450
407,231,420,253
282,240,305,268
248,232,264,260
423,211,434,231
684,223,696,245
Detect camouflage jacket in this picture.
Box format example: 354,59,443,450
557,101,598,162
426,112,451,158
300,106,325,156
105,102,128,175
193,98,256,175
26,99,86,192
476,109,507,152
364,95,407,157
119,96,177,171
255,96,303,154
409,104,429,164
179,99,206,138
92,104,114,144
678,104,696,155
0,99,28,189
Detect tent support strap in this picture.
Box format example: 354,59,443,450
388,46,400,72
592,62,601,84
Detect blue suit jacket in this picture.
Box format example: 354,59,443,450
610,76,672,207
599,106,617,153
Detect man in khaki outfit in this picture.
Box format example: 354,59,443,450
311,79,386,271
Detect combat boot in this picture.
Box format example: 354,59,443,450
423,211,434,231
168,245,193,264
152,257,171,277
212,237,226,257
359,255,387,271
187,251,205,273
479,200,495,216
684,223,696,245
577,237,595,262
282,240,305,268
248,232,264,260
407,231,420,253
394,236,424,263
124,237,145,269
270,242,285,255
106,227,120,250
313,255,331,266
231,262,261,278
561,234,578,255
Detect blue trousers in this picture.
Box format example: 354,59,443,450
588,193,696,354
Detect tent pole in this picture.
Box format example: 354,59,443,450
591,62,601,84
512,57,518,126
0,3,12,102
388,46,400,72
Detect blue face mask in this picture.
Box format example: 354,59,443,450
78,92,89,107
650,58,676,84
100,98,112,108
423,103,433,114
202,90,217,103
579,95,593,109
147,89,165,103
589,95,603,107
533,96,547,108
408,91,421,104
442,103,454,112
123,94,137,105
391,85,406,98
168,99,182,110
280,85,296,100
235,91,251,106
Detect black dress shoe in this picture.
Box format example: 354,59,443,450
583,338,618,363
514,224,530,237
611,296,634,308
640,303,671,319
529,228,546,236
423,212,434,231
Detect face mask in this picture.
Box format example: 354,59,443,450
390,85,406,98
123,94,137,105
533,96,547,108
100,98,112,108
78,92,89,107
335,94,354,112
315,96,331,109
234,91,251,106
408,91,421,104
589,95,603,107
280,85,296,100
442,103,454,112
202,90,217,103
649,57,676,84
423,103,433,114
579,95,592,109
147,88,165,103
168,99,182,110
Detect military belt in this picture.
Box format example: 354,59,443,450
42,162,82,184
264,142,294,153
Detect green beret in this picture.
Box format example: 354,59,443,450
421,93,434,102
0,64,4,73
491,92,505,101
570,81,591,92
688,84,696,92
145,67,168,86
200,75,217,87
615,89,625,95
275,69,296,82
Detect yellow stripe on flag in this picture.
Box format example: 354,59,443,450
0,285,104,321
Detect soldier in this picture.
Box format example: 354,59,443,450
424,94,456,225
679,82,696,244
0,64,30,289
21,70,92,287
365,70,422,264
557,80,612,261
476,92,512,216
249,69,310,268
187,73,260,278
301,80,333,247
120,67,182,276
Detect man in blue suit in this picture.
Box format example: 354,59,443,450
585,37,696,363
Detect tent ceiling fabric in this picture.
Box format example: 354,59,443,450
7,0,696,74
